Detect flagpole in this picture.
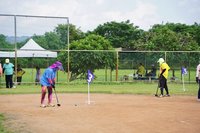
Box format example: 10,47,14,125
182,74,185,91
87,82,91,104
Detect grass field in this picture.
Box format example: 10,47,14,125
0,68,197,83
0,114,9,133
0,82,198,96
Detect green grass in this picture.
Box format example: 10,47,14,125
0,114,10,133
0,82,198,96
0,68,197,83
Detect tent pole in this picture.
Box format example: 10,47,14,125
67,18,70,83
14,15,17,86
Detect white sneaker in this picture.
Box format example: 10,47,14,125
40,104,46,108
159,95,163,98
47,103,55,107
165,94,170,97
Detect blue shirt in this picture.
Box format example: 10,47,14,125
3,63,14,75
40,67,56,86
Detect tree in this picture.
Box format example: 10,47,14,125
0,34,13,49
93,20,143,48
55,24,85,48
58,34,116,81
148,24,199,51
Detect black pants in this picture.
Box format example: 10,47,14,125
17,77,22,85
159,75,169,95
5,75,13,88
198,82,200,99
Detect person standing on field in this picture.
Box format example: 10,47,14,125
35,66,41,85
3,59,14,88
16,64,25,85
0,61,2,88
40,61,64,108
0,61,2,76
157,58,170,97
195,63,200,101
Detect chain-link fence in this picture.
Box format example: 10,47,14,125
1,50,199,85
0,14,200,85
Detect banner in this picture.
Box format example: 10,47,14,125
181,67,187,75
87,70,94,83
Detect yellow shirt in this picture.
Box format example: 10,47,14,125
137,65,145,76
17,70,25,77
160,62,170,79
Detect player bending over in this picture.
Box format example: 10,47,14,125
40,61,64,108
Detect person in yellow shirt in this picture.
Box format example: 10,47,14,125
157,58,170,97
136,63,146,78
16,64,25,85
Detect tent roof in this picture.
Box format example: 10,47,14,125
20,38,46,50
0,39,57,58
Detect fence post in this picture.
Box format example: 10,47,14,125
116,51,119,81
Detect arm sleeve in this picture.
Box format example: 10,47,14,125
196,65,200,77
160,69,166,75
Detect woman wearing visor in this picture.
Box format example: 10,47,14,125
40,61,64,108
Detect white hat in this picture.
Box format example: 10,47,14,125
157,58,164,64
5,59,9,63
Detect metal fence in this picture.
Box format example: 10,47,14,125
1,50,200,85
0,14,200,85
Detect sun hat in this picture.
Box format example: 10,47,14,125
5,59,9,63
157,58,164,65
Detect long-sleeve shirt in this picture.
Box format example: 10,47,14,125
0,63,2,76
196,64,200,79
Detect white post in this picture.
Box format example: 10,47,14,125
182,74,185,91
87,82,90,104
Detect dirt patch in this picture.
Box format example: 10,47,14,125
0,94,200,133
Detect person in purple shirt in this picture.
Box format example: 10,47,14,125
40,61,64,108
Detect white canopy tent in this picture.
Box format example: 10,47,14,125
18,39,57,57
0,51,15,58
0,38,57,58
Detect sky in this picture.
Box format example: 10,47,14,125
0,0,199,36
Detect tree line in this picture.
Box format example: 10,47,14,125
1,20,200,80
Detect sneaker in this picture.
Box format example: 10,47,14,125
159,95,163,98
197,99,200,102
47,104,55,107
40,104,46,108
165,94,170,97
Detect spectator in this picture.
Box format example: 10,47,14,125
146,64,156,77
0,61,2,77
3,59,14,88
136,63,146,77
196,63,200,101
16,64,25,85
35,66,41,85
0,61,2,88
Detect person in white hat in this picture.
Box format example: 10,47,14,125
157,58,170,97
3,59,14,88
195,63,200,101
